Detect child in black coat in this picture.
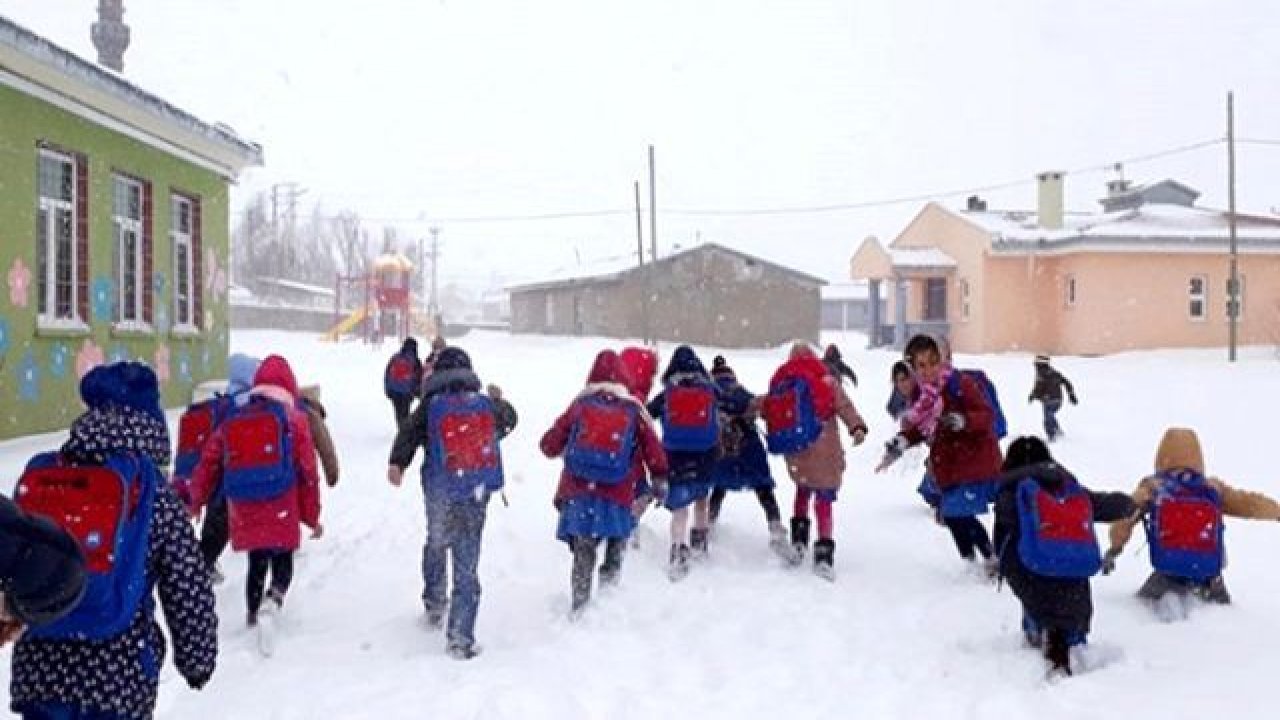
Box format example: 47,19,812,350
993,436,1133,676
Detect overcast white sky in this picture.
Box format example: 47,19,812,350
4,0,1279,286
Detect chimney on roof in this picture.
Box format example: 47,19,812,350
1036,171,1065,230
91,0,130,73
966,195,988,212
1106,178,1132,198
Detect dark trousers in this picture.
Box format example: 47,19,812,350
709,486,782,524
570,536,624,610
199,495,229,571
246,549,295,617
391,395,413,428
944,516,993,560
1042,400,1063,439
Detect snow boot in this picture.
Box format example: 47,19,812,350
813,538,835,581
598,539,624,588
789,517,811,566
668,544,691,582
446,643,482,661
1195,576,1232,605
767,521,790,559
1045,628,1072,677
1022,615,1044,649
256,589,284,658
690,528,710,560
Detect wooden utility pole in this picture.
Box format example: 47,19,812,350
648,145,657,262
635,180,648,343
634,181,645,266
1227,91,1239,363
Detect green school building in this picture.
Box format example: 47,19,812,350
0,16,262,440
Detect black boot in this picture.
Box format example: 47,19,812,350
690,528,709,560
789,517,811,565
598,539,624,588
1045,628,1072,676
813,538,835,581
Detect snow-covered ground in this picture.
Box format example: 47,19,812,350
3,330,1278,719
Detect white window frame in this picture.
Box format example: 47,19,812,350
958,278,971,321
113,175,149,330
1188,274,1208,321
171,193,197,331
36,148,85,329
1226,273,1245,321
1064,274,1077,309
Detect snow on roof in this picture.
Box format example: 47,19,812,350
822,282,882,301
257,277,336,297
962,203,1280,248
889,246,956,268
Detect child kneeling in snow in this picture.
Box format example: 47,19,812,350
1104,426,1280,611
993,436,1133,676
542,350,668,614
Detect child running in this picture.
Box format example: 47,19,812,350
542,350,667,615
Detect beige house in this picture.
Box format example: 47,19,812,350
851,175,1280,355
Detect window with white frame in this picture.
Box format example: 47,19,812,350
1226,274,1245,321
113,175,145,325
1188,275,1207,320
171,194,195,328
1065,274,1077,309
36,149,78,323
958,278,971,321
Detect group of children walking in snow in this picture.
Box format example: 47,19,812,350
4,330,1280,718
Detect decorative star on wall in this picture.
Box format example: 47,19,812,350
18,350,39,401
7,257,31,308
91,275,115,322
49,343,70,379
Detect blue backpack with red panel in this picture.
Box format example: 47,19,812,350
945,368,1008,439
174,395,233,481
1015,477,1101,578
428,391,504,500
762,376,823,455
565,395,639,485
220,397,295,502
385,353,418,397
1144,469,1224,582
15,452,156,640
660,380,721,452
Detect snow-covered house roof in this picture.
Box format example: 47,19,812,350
0,15,262,178
822,281,883,302
889,246,957,269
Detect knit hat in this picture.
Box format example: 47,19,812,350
79,361,164,424
227,353,262,396
710,355,735,380
433,346,472,372
1154,427,1205,475
1002,435,1053,473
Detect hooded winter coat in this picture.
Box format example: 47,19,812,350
775,345,867,491
299,385,340,487
384,339,424,400
903,367,1002,490
10,364,217,719
993,455,1133,636
1107,427,1280,557
619,346,659,402
543,350,668,511
709,361,773,491
189,355,322,552
647,346,721,484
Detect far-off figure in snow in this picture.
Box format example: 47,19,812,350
1028,355,1077,442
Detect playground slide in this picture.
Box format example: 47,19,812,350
321,305,371,341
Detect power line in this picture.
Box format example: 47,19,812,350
1238,138,1280,147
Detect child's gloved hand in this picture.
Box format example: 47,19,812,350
486,384,503,401
1069,393,1079,406
875,436,908,473
850,426,867,446
186,672,211,691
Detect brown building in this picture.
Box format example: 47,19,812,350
508,243,824,348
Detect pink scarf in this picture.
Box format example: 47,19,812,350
900,366,951,440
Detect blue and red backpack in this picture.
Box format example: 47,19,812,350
385,354,418,396
174,395,233,481
660,380,721,452
220,397,295,502
15,452,156,640
565,395,639,485
945,368,1008,439
428,391,504,500
763,376,823,455
1015,477,1101,578
1144,469,1224,582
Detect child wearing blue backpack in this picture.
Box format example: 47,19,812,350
1103,427,1280,612
647,346,722,581
542,350,668,614
384,337,424,428
387,347,518,659
993,436,1133,676
10,362,217,719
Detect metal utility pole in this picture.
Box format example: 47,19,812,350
648,144,657,263
1227,91,1239,363
428,227,441,321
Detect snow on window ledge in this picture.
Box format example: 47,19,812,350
111,321,155,337
170,323,202,338
36,316,90,336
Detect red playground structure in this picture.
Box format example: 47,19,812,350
324,253,428,343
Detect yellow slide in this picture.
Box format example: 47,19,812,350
321,305,370,342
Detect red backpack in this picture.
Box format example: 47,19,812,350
174,395,232,481
221,398,295,502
